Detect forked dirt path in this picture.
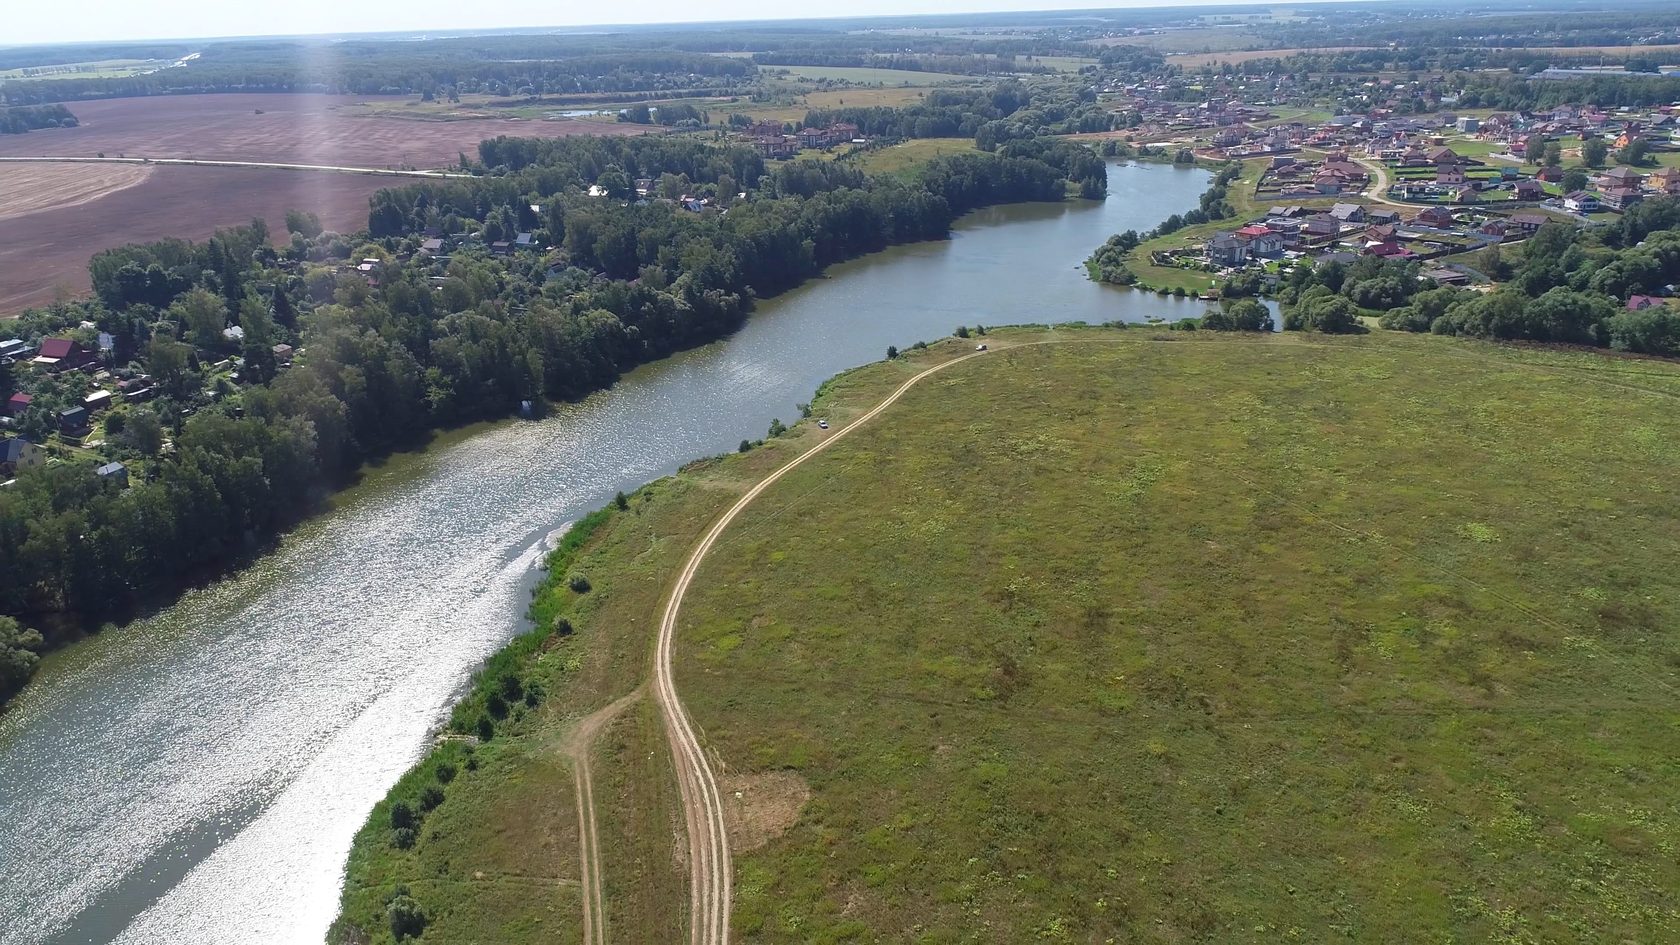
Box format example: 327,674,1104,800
564,689,642,945
651,346,990,945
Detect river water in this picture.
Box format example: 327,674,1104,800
0,160,1213,945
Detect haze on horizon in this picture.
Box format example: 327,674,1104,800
12,0,1293,47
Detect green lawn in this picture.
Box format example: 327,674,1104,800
673,330,1680,943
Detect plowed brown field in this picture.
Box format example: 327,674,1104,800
0,93,636,314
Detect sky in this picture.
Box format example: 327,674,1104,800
9,0,1282,46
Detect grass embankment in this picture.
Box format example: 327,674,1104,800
673,331,1680,942
338,328,1680,943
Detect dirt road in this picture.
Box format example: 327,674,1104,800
651,346,988,945
0,155,471,179
564,690,641,945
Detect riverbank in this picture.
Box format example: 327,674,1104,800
339,326,1680,943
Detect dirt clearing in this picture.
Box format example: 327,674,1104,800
0,163,153,221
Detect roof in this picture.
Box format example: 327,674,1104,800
38,338,78,359
1235,225,1273,238
1565,190,1594,201
96,461,126,476
1330,203,1364,219
1510,212,1551,226
0,438,33,463
1628,295,1666,310
60,406,87,420
7,392,29,406
1602,166,1643,180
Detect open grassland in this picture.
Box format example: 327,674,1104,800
338,328,1680,944
1101,27,1262,53
672,330,1680,943
850,137,978,179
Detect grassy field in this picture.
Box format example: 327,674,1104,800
850,137,978,179
672,330,1680,942
336,328,1680,944
763,65,977,85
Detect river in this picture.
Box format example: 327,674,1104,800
0,160,1213,945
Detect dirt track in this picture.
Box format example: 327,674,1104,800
651,347,988,945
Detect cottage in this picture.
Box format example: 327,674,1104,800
6,392,30,417
1513,179,1544,200
1652,166,1680,195
83,390,115,413
59,406,90,434
95,461,128,487
1436,164,1466,186
1329,203,1366,223
0,437,45,476
272,343,295,363
418,237,445,256
1425,267,1471,286
1427,146,1461,165
1536,165,1564,183
1478,219,1510,239
1508,211,1551,234
1598,166,1645,209
1207,233,1250,266
1366,209,1401,225
1456,116,1481,133
32,338,94,373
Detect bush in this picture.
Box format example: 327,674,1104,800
954,325,970,338
391,826,417,849
476,715,494,742
614,491,629,510
739,439,752,452
553,616,574,636
767,418,786,438
1608,307,1680,356
419,784,445,811
388,891,427,940
886,345,898,359
390,800,416,830
436,761,457,784
568,573,591,593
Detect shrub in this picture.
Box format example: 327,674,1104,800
435,761,457,784
614,491,629,510
568,573,591,593
391,826,417,849
476,715,494,742
390,800,416,830
886,345,899,359
554,616,574,636
767,418,786,438
387,890,427,940
419,785,445,812
954,325,970,338
739,439,752,453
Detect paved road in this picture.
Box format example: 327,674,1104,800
0,154,473,178
651,347,989,945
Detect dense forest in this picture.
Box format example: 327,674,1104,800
0,129,1106,704
0,103,78,134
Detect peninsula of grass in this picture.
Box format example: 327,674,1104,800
336,327,1680,944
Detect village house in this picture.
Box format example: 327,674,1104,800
1436,164,1466,186
96,461,129,487
31,338,95,373
1507,211,1551,234
1564,190,1601,213
0,437,45,476
6,392,30,418
1513,179,1544,201
58,406,90,435
0,339,28,361
1303,214,1342,238
1329,203,1366,224
1414,206,1456,228
1627,295,1668,312
1537,165,1564,183
1651,166,1680,196
1597,166,1645,210
83,390,114,413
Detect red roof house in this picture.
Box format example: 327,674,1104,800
6,392,31,417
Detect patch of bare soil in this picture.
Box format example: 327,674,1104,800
720,770,811,852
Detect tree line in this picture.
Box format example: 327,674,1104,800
0,103,77,134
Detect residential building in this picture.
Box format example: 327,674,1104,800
31,338,95,373
1207,233,1250,266
1329,203,1365,223
59,406,90,434
6,392,30,418
1507,211,1550,234
96,461,128,487
1563,190,1600,213
0,437,45,476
